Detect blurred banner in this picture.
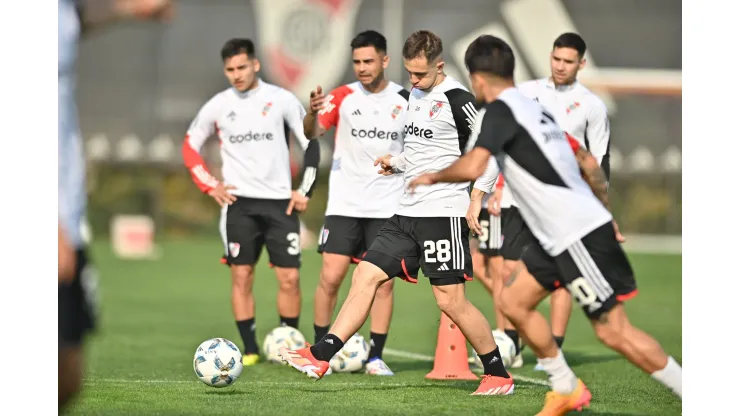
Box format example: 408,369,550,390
77,0,681,238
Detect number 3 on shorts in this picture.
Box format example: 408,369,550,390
286,232,300,255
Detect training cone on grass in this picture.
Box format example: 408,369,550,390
425,312,479,380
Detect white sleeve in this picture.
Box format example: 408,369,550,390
473,156,500,193
389,153,408,173
282,90,310,150
585,98,610,166
185,97,218,152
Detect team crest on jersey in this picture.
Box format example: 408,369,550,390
228,242,240,257
566,101,581,114
391,105,403,120
429,101,444,119
261,102,273,116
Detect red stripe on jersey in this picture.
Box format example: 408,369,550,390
318,85,354,130
565,132,581,154
182,134,219,193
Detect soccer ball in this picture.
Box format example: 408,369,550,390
472,330,517,368
263,326,307,364
193,338,244,387
329,333,370,373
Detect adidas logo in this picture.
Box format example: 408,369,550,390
325,339,334,344
437,263,449,271
352,109,362,116
489,356,499,364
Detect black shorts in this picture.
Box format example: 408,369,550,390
363,215,473,286
522,221,638,319
219,197,301,268
317,216,388,263
59,249,98,349
501,207,535,261
474,209,503,257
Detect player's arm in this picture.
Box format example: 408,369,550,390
445,89,478,153
181,98,235,207
285,93,321,198
585,99,611,182
567,134,610,210
303,86,347,139
75,0,172,34
411,102,513,191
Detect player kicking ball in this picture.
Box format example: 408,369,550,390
280,30,514,396
409,35,682,415
302,30,409,376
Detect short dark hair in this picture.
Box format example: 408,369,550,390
464,35,515,79
402,30,443,62
221,38,256,61
553,32,586,58
350,30,387,53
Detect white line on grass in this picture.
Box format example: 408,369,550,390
84,348,550,388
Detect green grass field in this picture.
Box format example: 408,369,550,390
69,239,681,415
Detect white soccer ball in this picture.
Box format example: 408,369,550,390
472,330,517,368
263,326,307,364
193,338,244,388
329,333,370,373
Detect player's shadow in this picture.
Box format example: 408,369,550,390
204,389,250,396
385,360,435,373
559,351,621,368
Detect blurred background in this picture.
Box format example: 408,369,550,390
75,0,681,256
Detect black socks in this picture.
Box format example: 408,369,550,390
309,334,344,362
504,329,521,355
236,319,258,354
280,316,299,329
368,332,388,360
314,324,330,345
478,347,510,378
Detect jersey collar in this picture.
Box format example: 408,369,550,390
546,77,580,92
232,79,264,99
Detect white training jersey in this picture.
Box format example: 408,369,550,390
59,0,85,248
518,78,610,175
391,76,478,217
470,87,612,256
318,81,409,218
183,80,313,200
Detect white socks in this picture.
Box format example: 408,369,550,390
538,349,578,394
651,356,682,399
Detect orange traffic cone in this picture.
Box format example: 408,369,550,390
425,312,479,380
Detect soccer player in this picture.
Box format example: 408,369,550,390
59,0,173,410
182,38,320,366
410,35,682,414
467,180,524,369
302,30,409,376
511,32,618,369
280,30,516,396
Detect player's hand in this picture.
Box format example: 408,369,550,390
466,199,483,237
59,224,76,284
208,183,237,207
613,220,626,243
374,154,395,176
118,0,175,21
309,86,325,114
286,191,309,215
407,173,437,194
487,189,503,216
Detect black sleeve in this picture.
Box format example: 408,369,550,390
298,140,320,198
398,89,410,101
444,88,478,153
473,101,518,155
